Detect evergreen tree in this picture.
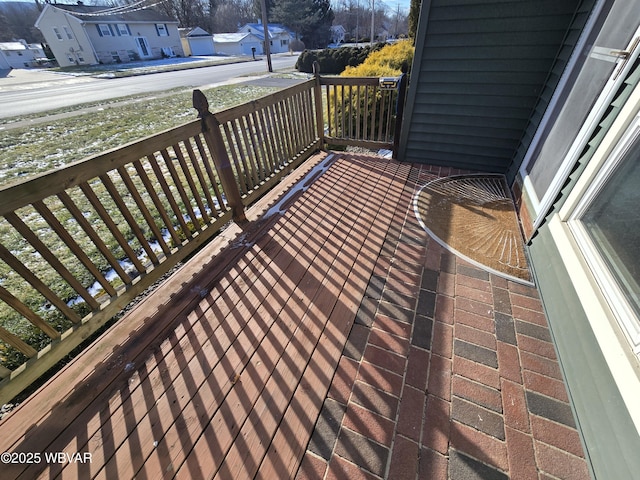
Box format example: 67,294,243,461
270,0,333,49
408,0,421,41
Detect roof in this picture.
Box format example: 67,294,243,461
0,42,28,51
212,33,256,43
179,27,211,38
239,23,292,40
49,3,177,23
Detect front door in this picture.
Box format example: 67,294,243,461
136,37,151,58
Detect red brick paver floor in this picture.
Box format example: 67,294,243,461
296,164,590,480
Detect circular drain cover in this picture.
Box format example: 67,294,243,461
413,174,533,285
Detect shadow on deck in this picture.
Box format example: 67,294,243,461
0,153,588,479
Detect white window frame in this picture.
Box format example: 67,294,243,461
547,84,640,435
566,113,640,356
98,24,112,37
117,24,129,36
519,10,640,231
63,26,74,40
156,24,168,37
53,27,63,41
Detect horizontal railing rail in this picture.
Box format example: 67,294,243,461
0,70,404,403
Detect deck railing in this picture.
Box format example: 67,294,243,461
0,71,406,403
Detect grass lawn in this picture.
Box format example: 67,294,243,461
0,83,281,187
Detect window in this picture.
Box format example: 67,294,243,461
117,24,129,36
53,27,63,40
569,119,640,356
155,24,168,36
63,26,74,40
98,24,112,36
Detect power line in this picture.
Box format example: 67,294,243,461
56,0,164,17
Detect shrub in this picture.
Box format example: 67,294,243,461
330,41,415,141
295,43,386,74
341,40,414,77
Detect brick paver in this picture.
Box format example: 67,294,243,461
296,164,589,479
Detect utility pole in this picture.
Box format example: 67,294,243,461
370,0,374,46
260,0,272,72
355,0,359,46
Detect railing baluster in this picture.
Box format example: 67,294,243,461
33,199,117,296
222,122,249,195
4,212,99,309
0,285,60,340
116,165,171,257
250,110,270,178
57,190,134,281
259,107,278,173
192,135,227,215
174,141,210,225
134,158,182,247
0,322,38,357
239,116,261,186
160,148,199,236
99,173,157,268
79,181,145,276
363,85,370,140
148,152,193,240
0,242,80,324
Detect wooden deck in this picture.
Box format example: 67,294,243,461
0,152,588,479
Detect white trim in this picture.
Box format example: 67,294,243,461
518,0,606,202
520,14,640,231
520,173,540,213
565,111,640,356
558,85,640,220
548,215,640,437
547,83,640,438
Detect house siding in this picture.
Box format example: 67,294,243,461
521,4,640,479
405,1,640,478
36,4,183,66
399,0,585,173
36,6,97,66
528,225,640,480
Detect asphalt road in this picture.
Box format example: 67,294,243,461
0,55,300,119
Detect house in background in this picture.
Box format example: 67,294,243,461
179,27,215,56
212,32,262,56
329,25,346,45
238,23,292,54
0,40,45,69
34,3,184,67
400,0,640,478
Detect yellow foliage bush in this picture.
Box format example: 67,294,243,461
341,40,414,77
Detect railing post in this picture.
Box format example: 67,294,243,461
313,61,325,150
393,62,409,160
193,89,246,222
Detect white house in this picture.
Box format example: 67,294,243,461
35,3,184,67
238,23,292,54
0,40,45,69
330,25,346,45
179,27,215,56
212,33,262,57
